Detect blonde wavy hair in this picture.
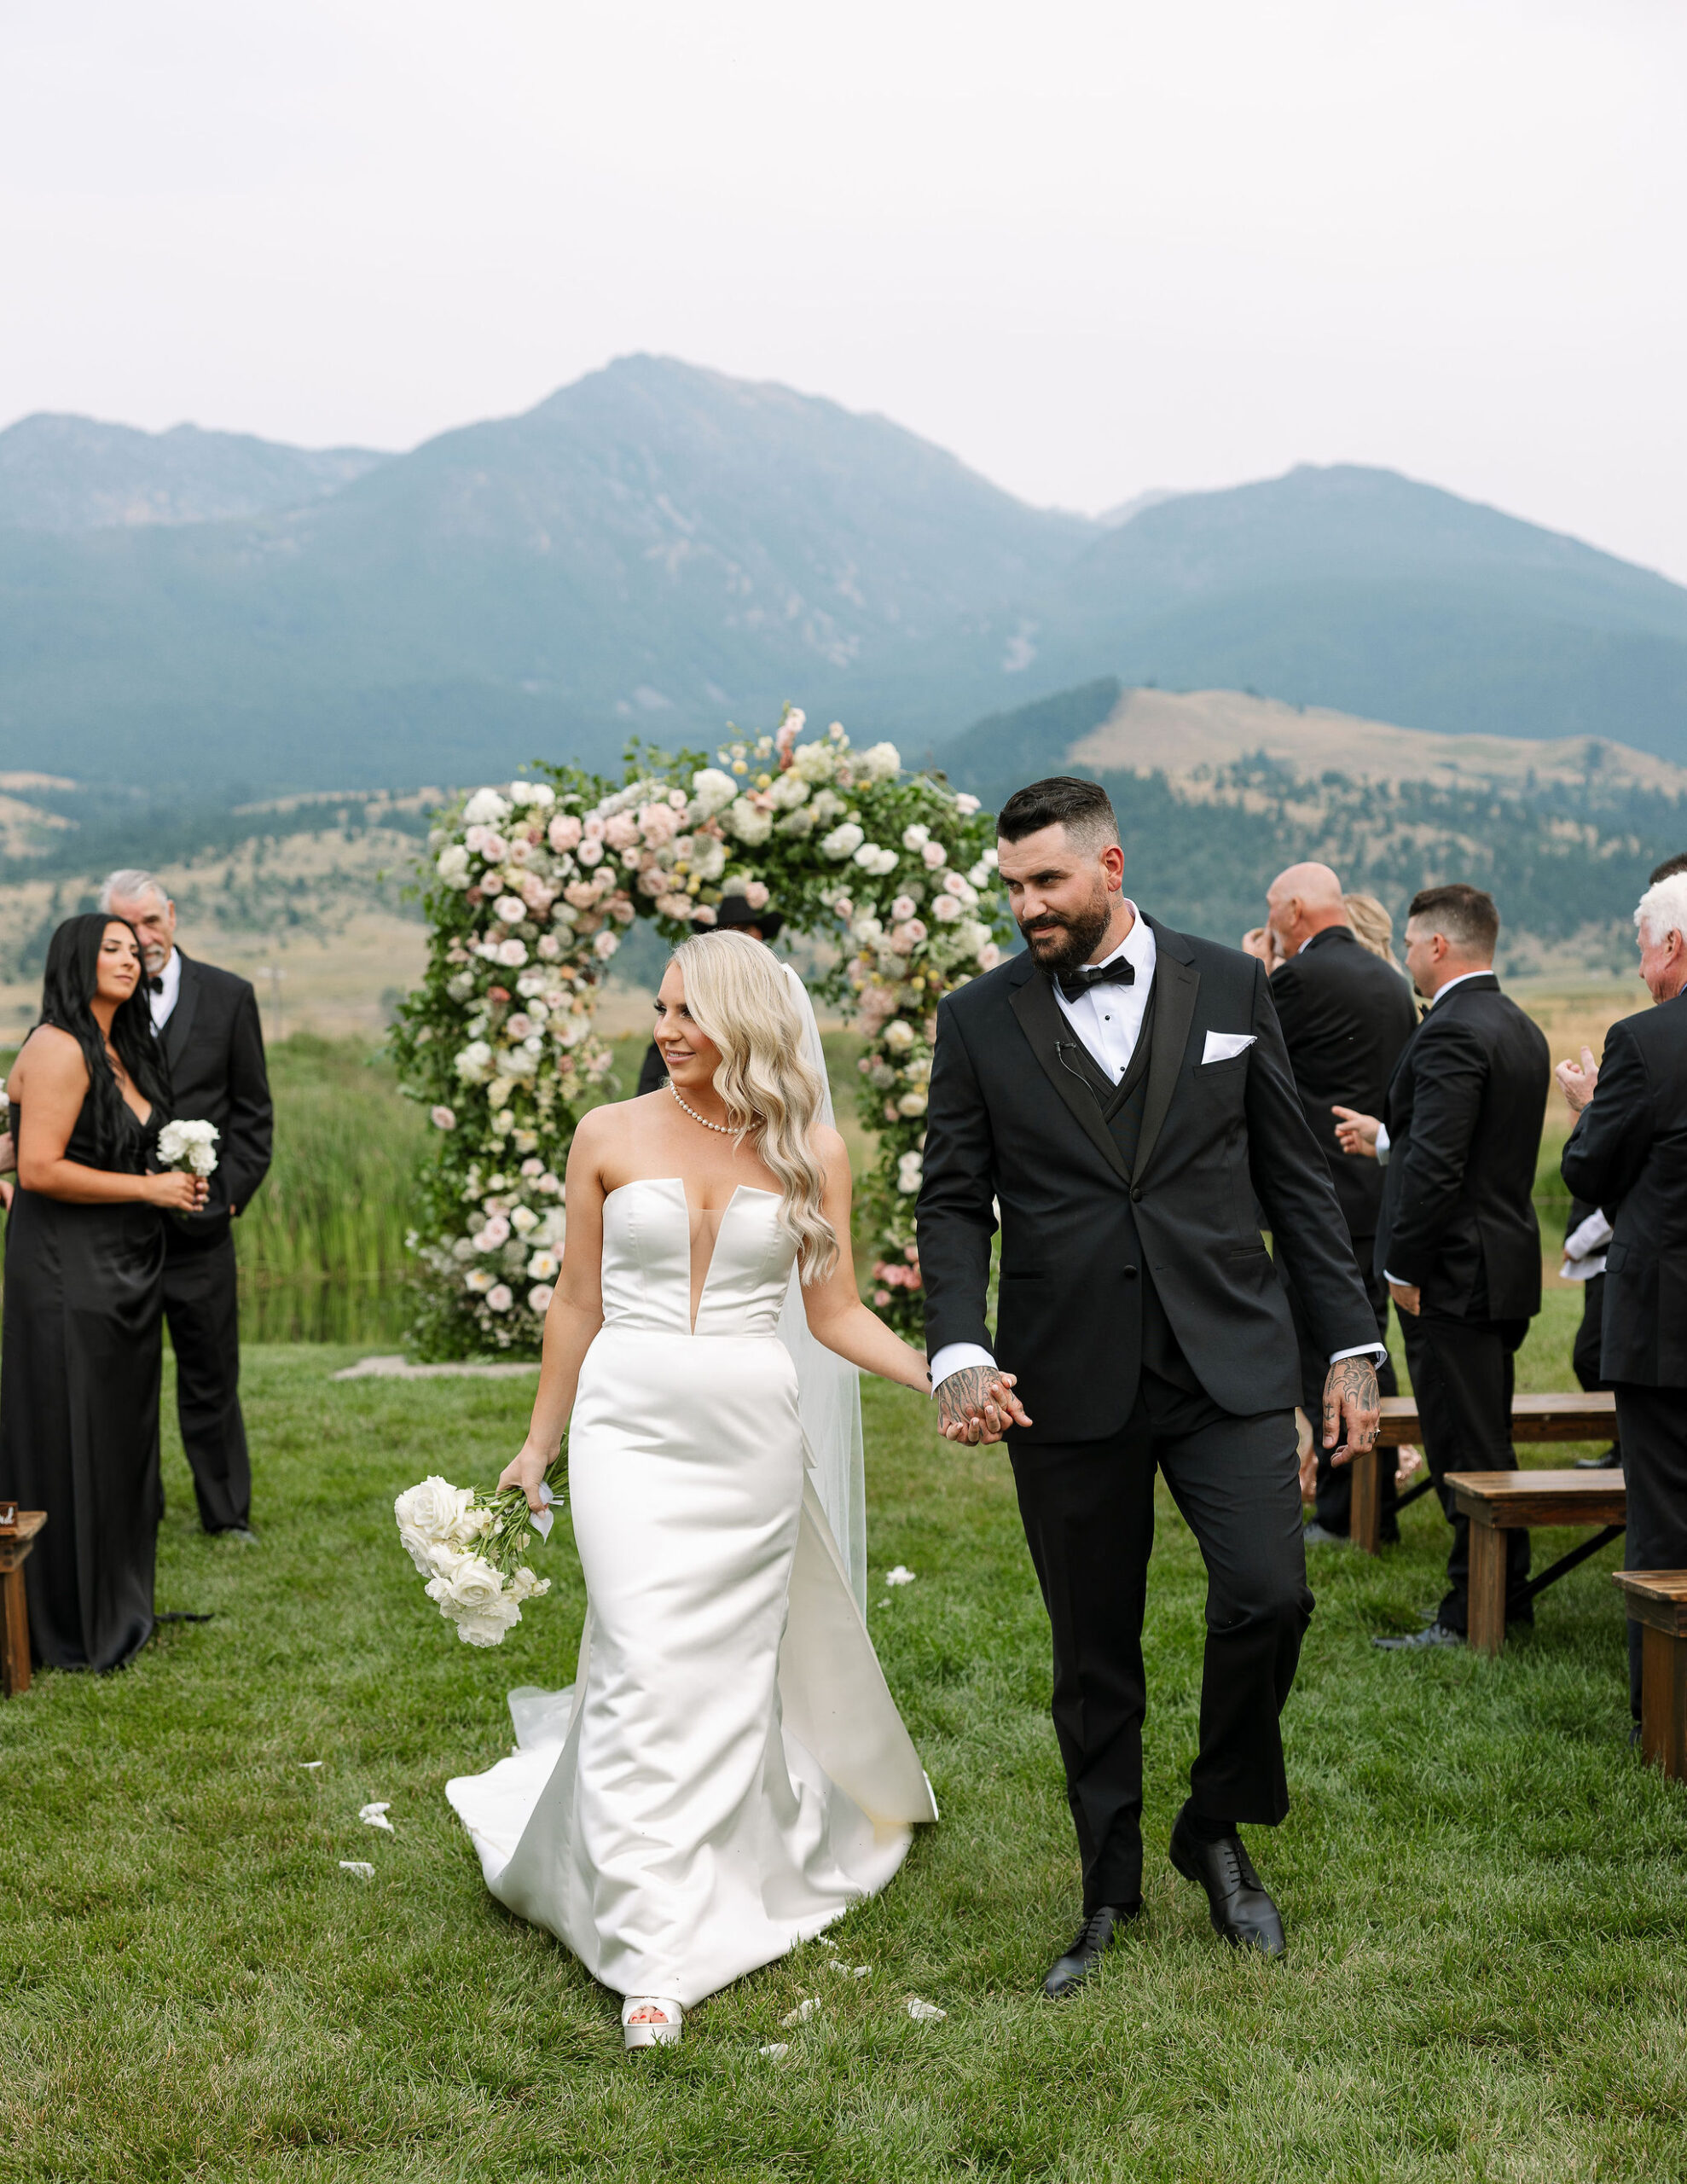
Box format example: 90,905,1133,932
668,932,838,1283
1343,892,1402,970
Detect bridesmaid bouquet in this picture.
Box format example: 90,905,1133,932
157,1118,220,1176
393,1466,565,1647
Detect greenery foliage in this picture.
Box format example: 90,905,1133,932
391,713,1007,1356
3,1309,1683,2180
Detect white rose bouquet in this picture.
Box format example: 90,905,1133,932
393,1459,565,1647
156,1118,220,1177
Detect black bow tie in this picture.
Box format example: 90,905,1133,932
148,976,165,994
1058,957,1135,1003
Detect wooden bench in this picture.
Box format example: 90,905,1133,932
1613,1571,1687,1781
1348,1392,1620,1555
0,1509,46,1697
1447,1470,1626,1655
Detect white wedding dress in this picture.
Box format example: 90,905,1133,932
446,1177,938,2008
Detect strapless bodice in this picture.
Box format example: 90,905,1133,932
600,1178,797,1338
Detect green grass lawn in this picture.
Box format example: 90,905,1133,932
3,1293,1684,2181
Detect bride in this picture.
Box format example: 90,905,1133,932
446,932,942,2048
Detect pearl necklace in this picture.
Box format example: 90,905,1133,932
669,1080,733,1135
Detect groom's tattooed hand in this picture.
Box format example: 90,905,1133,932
1321,1354,1381,1463
936,1367,1030,1444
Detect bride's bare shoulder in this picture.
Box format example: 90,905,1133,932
809,1120,849,1176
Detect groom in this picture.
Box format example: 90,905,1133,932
917,777,1381,1987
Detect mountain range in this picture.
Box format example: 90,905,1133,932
2,355,1685,793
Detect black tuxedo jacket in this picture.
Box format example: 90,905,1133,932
1560,991,1687,1386
1268,927,1417,1243
1374,973,1549,1321
159,951,274,1246
917,916,1378,1442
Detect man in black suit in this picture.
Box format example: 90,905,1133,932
102,871,273,1539
1255,863,1418,1542
918,778,1382,1984
1558,868,1687,1728
1333,885,1550,1648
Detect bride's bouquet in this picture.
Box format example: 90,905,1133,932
393,1462,565,1647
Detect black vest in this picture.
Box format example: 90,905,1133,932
1055,983,1201,1394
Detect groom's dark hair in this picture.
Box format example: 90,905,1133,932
996,776,1120,852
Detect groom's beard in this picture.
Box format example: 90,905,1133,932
1017,887,1113,977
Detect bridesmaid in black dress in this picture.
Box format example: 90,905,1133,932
0,915,206,1672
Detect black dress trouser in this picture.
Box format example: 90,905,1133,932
1611,1383,1687,1719
1403,1312,1532,1631
162,1227,251,1533
1008,1370,1311,1914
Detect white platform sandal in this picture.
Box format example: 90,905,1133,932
622,1996,683,2049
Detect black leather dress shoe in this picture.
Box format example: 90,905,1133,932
1041,1902,1139,1996
1575,1447,1622,1471
1168,1817,1285,1955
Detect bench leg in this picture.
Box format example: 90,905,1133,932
1639,1625,1686,1782
1467,1522,1508,1657
1349,1448,1380,1557
0,1563,31,1698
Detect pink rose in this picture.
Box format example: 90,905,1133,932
743,880,771,911
637,803,680,847
548,814,583,852
565,881,600,909
691,903,717,926
604,813,640,850
873,1288,891,1308
430,1106,455,1130
576,838,604,867
583,814,606,839
889,919,927,955
931,895,962,922
921,840,948,868
891,895,917,921
519,874,554,912
536,934,562,960
506,1013,532,1039
486,1283,514,1313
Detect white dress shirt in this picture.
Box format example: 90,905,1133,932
148,947,182,1032
931,906,1383,1393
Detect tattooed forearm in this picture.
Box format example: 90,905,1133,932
1321,1354,1381,1459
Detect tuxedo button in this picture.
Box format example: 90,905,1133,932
1130,1186,1143,1202
1122,1264,1139,1280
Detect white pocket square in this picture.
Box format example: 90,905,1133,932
1203,1031,1257,1064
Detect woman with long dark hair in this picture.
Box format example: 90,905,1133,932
0,915,206,1671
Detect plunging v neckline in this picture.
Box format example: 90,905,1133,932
606,1176,780,1333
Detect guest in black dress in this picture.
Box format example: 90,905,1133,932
0,915,206,1672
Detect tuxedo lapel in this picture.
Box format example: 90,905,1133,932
1133,923,1199,1187
1007,963,1132,1186
163,952,200,1076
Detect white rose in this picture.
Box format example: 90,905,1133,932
931,893,963,922
508,780,555,807
394,1476,477,1574
494,894,526,924
821,822,866,862
465,1267,494,1294
526,1249,559,1281
454,1040,494,1083
486,1282,514,1312
884,1019,915,1051
857,741,901,781
901,823,930,851
496,938,529,968
502,1046,538,1079
768,772,810,810
792,740,837,784
576,837,604,867
527,1282,555,1314
462,788,512,827
510,1205,539,1235
896,1090,930,1117
852,840,885,869
593,931,619,960
437,843,470,880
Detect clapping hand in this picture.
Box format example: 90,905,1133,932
936,1366,1031,1444
1555,1045,1598,1115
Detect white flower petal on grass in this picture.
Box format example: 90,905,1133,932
827,1960,872,1978
339,1861,375,1879
884,1565,917,1587
907,1997,947,2022
359,1803,394,1832
758,2042,790,2059
299,1761,323,1770
780,1999,821,2028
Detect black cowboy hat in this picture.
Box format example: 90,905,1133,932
712,893,784,941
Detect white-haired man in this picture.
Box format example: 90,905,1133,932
101,870,273,1541
1558,868,1687,1734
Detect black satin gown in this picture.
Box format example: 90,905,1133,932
0,1091,166,1671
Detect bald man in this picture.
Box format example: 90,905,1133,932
1258,865,1418,1542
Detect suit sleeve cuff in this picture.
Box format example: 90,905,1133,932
1374,1123,1390,1166
1329,1344,1388,1366
929,1342,997,1394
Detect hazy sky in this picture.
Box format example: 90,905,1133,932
5,0,1684,575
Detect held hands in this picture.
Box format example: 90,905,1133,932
936,1365,1032,1444
1555,1045,1598,1115
1330,1106,1381,1159
1321,1354,1380,1467
148,1170,210,1214
497,1441,553,1513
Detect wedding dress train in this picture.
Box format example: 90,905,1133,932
446,1177,937,2009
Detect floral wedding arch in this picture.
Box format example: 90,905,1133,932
392,711,1009,1357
